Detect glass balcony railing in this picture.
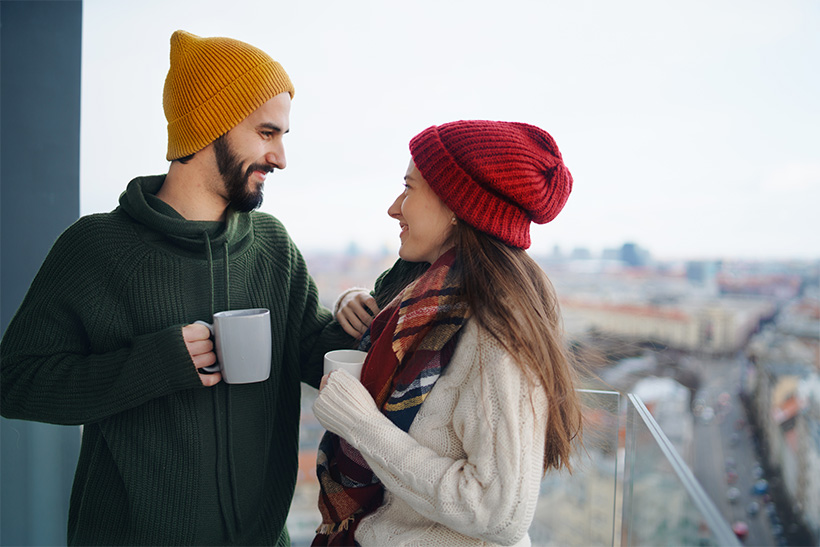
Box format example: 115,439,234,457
290,387,740,546
529,390,741,547
530,389,622,546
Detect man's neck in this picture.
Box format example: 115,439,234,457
158,155,229,222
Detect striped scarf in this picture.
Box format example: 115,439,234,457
312,249,468,546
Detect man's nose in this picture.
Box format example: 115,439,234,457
266,141,286,170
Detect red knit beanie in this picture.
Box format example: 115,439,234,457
409,120,573,249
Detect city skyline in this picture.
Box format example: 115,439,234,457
80,0,820,261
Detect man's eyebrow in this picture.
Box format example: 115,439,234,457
258,122,289,134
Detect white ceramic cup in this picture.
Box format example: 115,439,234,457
195,308,271,384
323,349,367,381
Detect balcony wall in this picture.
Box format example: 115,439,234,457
1,3,84,545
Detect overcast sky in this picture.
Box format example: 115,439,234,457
81,0,819,261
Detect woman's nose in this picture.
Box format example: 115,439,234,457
387,193,403,218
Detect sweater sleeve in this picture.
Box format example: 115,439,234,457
371,259,429,308
313,349,547,546
298,258,429,388
282,236,356,389
0,220,203,425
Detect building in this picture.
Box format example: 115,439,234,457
560,295,775,355
744,294,820,543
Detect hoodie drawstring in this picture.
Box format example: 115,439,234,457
223,241,230,309
204,232,216,319
204,234,242,541
222,240,243,533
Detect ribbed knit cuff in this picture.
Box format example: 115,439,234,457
137,324,203,393
312,370,380,438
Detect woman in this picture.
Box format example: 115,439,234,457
313,120,583,546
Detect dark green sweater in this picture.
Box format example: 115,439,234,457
0,175,352,545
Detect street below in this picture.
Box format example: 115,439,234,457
690,355,780,546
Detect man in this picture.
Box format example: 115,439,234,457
1,30,354,545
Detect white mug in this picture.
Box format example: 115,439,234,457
323,349,367,381
195,308,271,384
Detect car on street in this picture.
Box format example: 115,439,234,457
700,406,715,423
732,521,749,541
746,501,760,516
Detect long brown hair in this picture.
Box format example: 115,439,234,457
451,222,583,473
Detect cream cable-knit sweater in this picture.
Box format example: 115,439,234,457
313,320,548,546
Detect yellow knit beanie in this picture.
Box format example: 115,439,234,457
163,30,295,160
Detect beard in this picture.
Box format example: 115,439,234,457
213,134,270,212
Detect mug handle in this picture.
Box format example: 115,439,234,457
194,320,220,373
